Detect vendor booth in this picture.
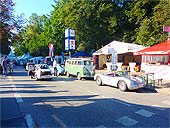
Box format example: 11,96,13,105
134,40,170,80
6,50,18,65
93,40,146,71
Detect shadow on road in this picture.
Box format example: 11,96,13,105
1,94,169,127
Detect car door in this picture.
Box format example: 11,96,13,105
107,74,120,87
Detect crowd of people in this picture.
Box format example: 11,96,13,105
1,56,14,76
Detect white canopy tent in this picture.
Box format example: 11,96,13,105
6,50,18,62
24,52,33,60
93,40,146,55
93,40,146,70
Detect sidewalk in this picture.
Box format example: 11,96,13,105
0,73,28,127
96,70,170,96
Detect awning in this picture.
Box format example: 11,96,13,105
134,40,170,55
93,40,146,55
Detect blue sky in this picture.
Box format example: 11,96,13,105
13,0,55,23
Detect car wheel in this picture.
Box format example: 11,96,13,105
118,80,127,91
66,72,70,77
77,73,82,80
96,76,102,86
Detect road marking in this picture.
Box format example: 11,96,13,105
115,116,138,127
11,84,23,102
25,114,36,128
51,115,67,128
135,109,155,117
11,84,15,87
14,93,23,102
87,91,99,95
113,99,131,106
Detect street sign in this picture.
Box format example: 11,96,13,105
65,38,75,51
103,45,117,54
163,26,170,32
69,39,75,50
65,28,75,38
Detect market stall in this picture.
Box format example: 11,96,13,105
134,40,170,80
93,40,146,70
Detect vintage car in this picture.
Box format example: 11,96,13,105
94,73,145,91
26,63,34,71
28,64,52,80
54,64,65,76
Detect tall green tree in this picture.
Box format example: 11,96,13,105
134,0,170,46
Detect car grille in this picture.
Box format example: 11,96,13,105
42,71,51,76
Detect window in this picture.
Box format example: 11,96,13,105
71,61,75,65
77,61,82,65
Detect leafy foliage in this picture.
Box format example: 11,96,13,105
14,0,170,56
0,0,25,54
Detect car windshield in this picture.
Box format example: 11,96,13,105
40,65,49,69
84,61,94,66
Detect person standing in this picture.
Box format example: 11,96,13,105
53,59,58,76
1,56,8,76
8,60,13,73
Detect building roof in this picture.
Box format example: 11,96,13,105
93,40,146,55
134,40,170,55
72,51,90,57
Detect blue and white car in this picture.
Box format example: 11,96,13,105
94,73,145,91
55,64,65,76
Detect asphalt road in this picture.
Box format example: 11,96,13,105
0,66,170,128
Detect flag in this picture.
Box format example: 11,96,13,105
90,49,94,57
61,52,64,64
49,44,54,57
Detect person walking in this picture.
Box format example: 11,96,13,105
1,56,8,76
53,59,58,76
8,60,13,73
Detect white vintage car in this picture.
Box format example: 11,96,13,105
94,73,145,91
28,64,52,80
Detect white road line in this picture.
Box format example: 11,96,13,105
87,91,99,95
11,85,15,87
51,114,67,128
135,109,155,117
113,99,131,106
25,114,36,128
11,84,23,102
115,116,138,127
14,93,23,102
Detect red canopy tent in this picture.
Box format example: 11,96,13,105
134,40,170,55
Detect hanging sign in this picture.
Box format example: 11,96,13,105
103,45,117,54
65,28,75,38
65,39,75,51
49,43,54,57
